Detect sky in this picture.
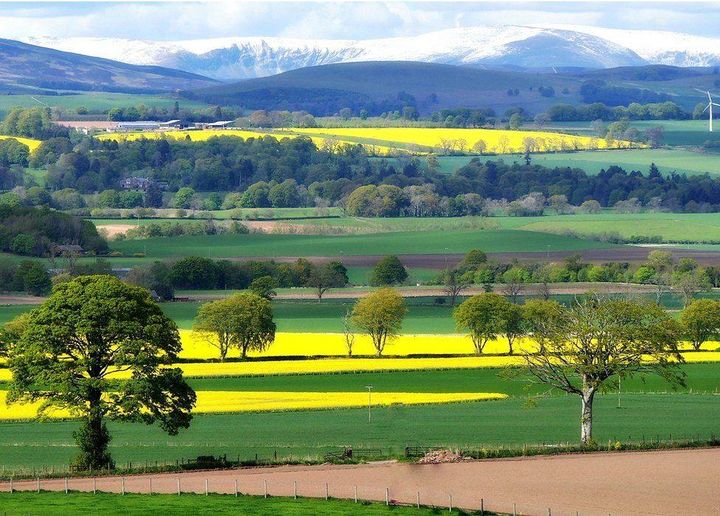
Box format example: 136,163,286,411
1,1,719,41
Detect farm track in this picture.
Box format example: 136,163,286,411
265,246,720,267
7,448,719,515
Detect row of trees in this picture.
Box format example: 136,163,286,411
0,205,107,257
8,130,720,214
126,257,349,300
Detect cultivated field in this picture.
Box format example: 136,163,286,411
0,134,41,152
98,126,637,155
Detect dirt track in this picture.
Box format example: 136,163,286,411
269,247,720,268
8,449,719,515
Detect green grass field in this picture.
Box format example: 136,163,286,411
110,229,615,260
0,93,207,114
0,492,435,515
547,119,720,147
0,393,714,468
492,212,720,242
429,148,720,176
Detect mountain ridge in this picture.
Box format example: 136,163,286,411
24,25,720,81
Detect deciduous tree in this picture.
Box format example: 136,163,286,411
6,275,196,470
454,293,510,355
523,297,683,444
679,299,720,350
351,288,407,357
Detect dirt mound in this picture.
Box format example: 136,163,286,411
417,449,463,464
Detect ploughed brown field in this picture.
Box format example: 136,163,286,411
8,449,719,515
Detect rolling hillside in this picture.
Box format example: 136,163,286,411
0,38,217,94
190,61,587,114
189,61,713,114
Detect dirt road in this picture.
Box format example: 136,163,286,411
268,247,720,268
8,449,719,515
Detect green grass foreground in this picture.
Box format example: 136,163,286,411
0,394,716,469
0,492,445,515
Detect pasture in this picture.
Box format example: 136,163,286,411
0,393,714,468
548,119,720,147
109,229,615,260
0,93,207,114
0,492,433,515
413,148,720,176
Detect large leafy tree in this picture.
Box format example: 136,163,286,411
453,293,510,355
351,288,407,356
6,275,196,470
307,261,349,300
679,298,720,350
193,292,276,360
524,297,683,444
370,255,408,286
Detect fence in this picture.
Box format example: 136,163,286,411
0,433,717,482
0,474,627,515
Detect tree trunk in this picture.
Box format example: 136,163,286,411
73,387,114,470
507,337,514,355
580,386,596,445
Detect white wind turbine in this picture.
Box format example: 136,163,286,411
696,89,720,132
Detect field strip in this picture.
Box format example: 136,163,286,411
1,351,716,381
0,135,41,152
178,330,720,360
7,449,719,515
0,391,506,420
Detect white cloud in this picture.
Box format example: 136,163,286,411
0,1,717,41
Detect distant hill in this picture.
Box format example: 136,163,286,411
0,39,216,95
188,61,715,115
188,61,586,114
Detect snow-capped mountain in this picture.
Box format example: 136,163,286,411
24,25,720,81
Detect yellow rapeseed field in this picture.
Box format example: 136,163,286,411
290,127,636,153
97,129,399,155
178,331,528,359
180,331,720,360
0,390,506,420
96,127,634,155
174,356,526,377
0,135,42,152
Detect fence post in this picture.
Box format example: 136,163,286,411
205,478,208,496
64,478,68,494
121,477,125,495
354,485,357,503
325,482,329,500
177,477,181,495
234,479,238,497
513,502,517,516
263,479,267,498
480,498,484,515
416,491,420,508
449,494,453,512
385,487,389,506
93,477,97,494
293,480,297,499
149,477,153,495
9,478,12,494
36,477,40,493
548,508,552,516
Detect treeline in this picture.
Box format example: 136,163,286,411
9,132,720,213
579,80,672,106
1,107,70,139
126,257,348,300
0,205,107,257
544,101,687,122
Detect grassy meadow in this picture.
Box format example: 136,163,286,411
110,229,615,260
0,93,208,114
0,492,436,515
548,119,720,147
